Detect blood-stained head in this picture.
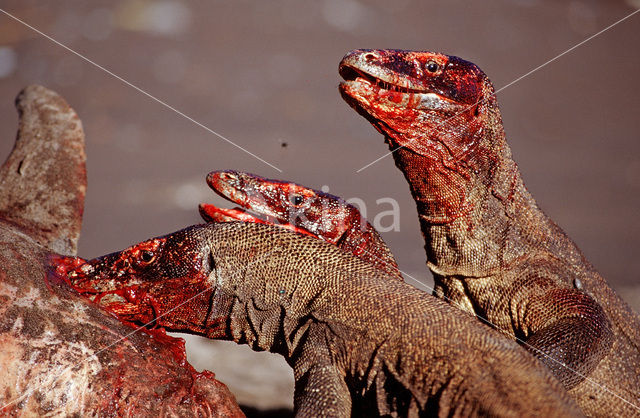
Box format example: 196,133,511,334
339,49,511,224
65,225,215,331
202,170,365,244
339,49,499,163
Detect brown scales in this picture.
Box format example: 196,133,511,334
67,222,583,416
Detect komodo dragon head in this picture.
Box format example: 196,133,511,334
64,225,217,334
63,222,349,343
200,170,360,243
339,49,494,159
199,169,401,279
339,49,509,223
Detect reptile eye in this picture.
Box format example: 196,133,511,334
425,60,440,73
289,194,304,206
140,250,155,263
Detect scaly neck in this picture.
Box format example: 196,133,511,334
205,251,324,360
390,110,548,278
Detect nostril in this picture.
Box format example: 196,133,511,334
219,172,235,181
363,52,378,63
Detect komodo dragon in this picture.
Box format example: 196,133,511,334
339,48,640,415
64,222,583,417
199,169,402,280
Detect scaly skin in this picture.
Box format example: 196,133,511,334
66,222,583,417
199,170,402,280
339,48,640,415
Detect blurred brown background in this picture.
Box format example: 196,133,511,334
1,0,638,413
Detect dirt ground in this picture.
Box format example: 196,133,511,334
1,0,638,413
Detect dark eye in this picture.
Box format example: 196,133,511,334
289,194,304,206
425,60,440,73
140,250,155,263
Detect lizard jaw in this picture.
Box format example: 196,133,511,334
206,170,284,220
339,50,485,162
199,203,316,238
339,53,464,115
201,170,317,238
199,204,267,224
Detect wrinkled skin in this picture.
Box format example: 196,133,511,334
66,222,584,417
339,49,640,415
200,170,402,279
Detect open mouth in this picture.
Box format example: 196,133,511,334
204,171,288,225
201,171,278,224
202,170,317,238
339,62,465,116
339,64,424,94
199,203,273,224
199,202,316,238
